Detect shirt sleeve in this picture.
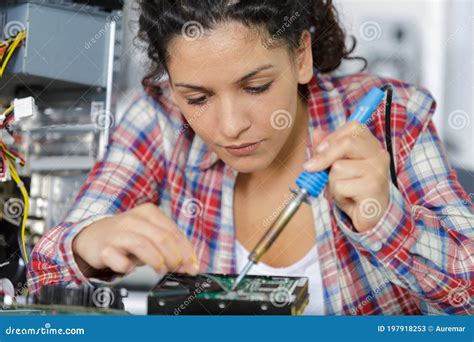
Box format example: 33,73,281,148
27,96,168,294
334,120,474,315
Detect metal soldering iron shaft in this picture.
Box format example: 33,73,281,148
231,260,254,291
231,188,308,291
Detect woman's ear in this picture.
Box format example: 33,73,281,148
296,30,314,84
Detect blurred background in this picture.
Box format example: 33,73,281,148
0,0,472,313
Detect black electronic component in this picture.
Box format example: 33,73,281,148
37,284,127,310
148,273,309,315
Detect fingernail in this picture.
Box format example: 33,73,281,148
303,160,318,170
186,262,199,275
316,140,328,153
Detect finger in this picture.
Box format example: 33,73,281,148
112,232,165,273
134,204,199,266
330,177,368,200
328,159,369,181
303,137,368,172
100,246,138,274
126,220,190,273
324,121,372,143
131,215,198,271
304,135,374,171
312,128,331,155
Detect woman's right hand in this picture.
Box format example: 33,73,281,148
72,203,199,278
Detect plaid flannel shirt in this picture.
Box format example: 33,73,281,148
27,71,474,315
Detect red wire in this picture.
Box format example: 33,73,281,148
0,113,14,129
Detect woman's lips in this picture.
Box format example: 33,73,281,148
224,140,263,157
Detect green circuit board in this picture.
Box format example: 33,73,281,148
149,273,309,314
149,273,307,303
197,273,300,302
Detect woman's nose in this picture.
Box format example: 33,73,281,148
218,98,251,140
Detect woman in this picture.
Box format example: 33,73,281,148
28,0,473,315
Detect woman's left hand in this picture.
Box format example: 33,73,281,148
303,122,391,232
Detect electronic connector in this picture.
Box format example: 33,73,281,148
13,96,37,121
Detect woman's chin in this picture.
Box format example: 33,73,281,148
222,154,273,174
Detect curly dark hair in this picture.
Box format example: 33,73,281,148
137,0,363,99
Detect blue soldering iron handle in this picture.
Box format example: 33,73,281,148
296,86,385,198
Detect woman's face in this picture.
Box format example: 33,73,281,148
167,21,313,173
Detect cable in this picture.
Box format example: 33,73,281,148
0,37,16,47
0,31,26,78
0,142,25,166
5,156,29,264
2,105,13,116
380,84,398,189
0,106,14,129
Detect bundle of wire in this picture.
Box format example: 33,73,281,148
0,105,14,129
0,105,29,264
0,30,27,78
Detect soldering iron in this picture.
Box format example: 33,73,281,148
231,86,387,291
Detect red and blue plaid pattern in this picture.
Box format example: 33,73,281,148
27,72,474,315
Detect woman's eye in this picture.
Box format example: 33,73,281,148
185,82,272,105
187,95,208,106
245,81,273,94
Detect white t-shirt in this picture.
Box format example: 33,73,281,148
235,240,325,315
